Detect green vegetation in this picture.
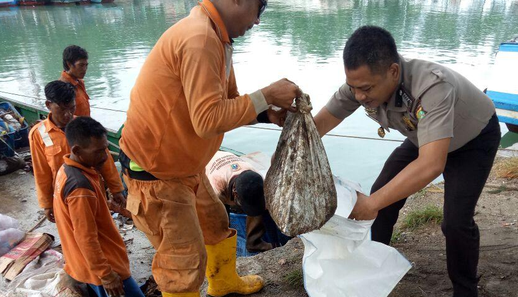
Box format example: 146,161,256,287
487,185,508,194
391,205,444,243
284,268,304,288
403,205,443,231
391,228,403,244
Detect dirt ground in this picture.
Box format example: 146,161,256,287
1,157,517,296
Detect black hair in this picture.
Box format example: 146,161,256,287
62,45,88,71
65,117,107,148
234,170,265,216
343,26,400,74
44,80,76,105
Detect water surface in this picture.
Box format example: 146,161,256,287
1,0,517,189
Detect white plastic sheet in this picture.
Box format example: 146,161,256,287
0,214,24,257
1,249,83,297
0,214,19,231
300,177,411,297
0,228,25,257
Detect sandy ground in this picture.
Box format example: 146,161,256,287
1,157,517,296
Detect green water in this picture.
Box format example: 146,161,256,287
1,0,517,189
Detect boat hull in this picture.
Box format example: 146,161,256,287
18,0,49,5
0,96,122,156
50,0,79,4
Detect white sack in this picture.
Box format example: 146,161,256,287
300,178,411,297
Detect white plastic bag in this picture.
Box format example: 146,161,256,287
0,214,19,231
0,214,25,257
1,250,83,297
0,228,25,257
300,177,411,297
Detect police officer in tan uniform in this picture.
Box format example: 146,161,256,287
314,26,500,297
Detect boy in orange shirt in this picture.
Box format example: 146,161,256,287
53,117,144,297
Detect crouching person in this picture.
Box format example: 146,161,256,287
53,117,144,297
206,151,290,253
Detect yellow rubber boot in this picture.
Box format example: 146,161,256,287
162,292,200,297
205,230,264,296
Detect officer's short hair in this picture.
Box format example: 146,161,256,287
45,80,76,106
62,45,88,71
343,26,400,74
65,117,107,148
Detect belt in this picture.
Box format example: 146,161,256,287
119,150,158,181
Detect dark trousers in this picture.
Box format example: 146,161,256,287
371,114,501,297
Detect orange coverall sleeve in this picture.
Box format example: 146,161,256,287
179,35,258,139
99,151,124,194
29,128,54,209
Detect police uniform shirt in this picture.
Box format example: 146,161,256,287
326,55,496,152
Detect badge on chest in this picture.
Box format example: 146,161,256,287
396,83,426,131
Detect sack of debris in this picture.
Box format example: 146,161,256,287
264,94,337,236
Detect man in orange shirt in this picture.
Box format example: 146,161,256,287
60,45,90,116
29,80,124,223
53,117,144,297
119,1,300,296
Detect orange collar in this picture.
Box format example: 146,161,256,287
61,71,80,87
45,113,76,132
44,113,62,132
63,154,98,176
199,0,231,44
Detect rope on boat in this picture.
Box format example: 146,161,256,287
241,126,405,143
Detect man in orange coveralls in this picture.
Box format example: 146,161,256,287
53,117,144,297
60,45,91,116
119,0,301,296
29,80,125,223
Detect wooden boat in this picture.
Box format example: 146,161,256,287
18,0,49,6
90,0,114,3
486,36,518,147
50,0,79,4
0,95,123,155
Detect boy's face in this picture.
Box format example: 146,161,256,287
74,135,109,170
